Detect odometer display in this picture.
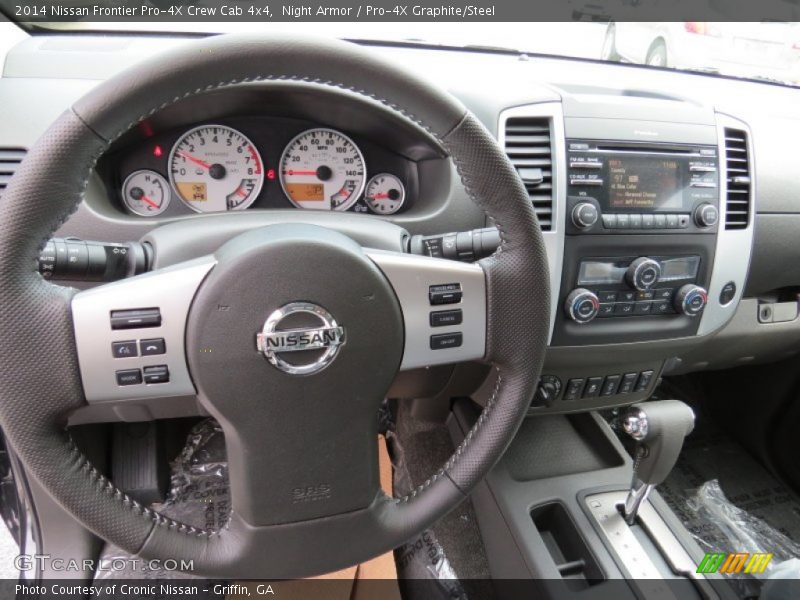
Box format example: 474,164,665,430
279,128,366,211
168,125,264,213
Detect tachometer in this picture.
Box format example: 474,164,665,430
279,128,366,211
168,125,264,212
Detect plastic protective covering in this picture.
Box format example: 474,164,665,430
95,419,229,581
686,480,800,599
96,413,466,594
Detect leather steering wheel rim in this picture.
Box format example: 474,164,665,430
0,33,550,578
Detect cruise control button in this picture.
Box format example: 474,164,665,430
619,373,638,394
111,340,138,359
430,332,463,350
564,378,585,401
143,364,170,384
430,309,463,327
582,377,603,398
140,338,166,356
110,308,161,330
116,369,142,386
429,283,462,306
600,375,621,396
635,370,654,392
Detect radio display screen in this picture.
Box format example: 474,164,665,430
608,156,683,210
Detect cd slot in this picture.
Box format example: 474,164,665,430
594,143,697,155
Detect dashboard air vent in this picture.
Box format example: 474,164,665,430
504,117,553,230
0,148,27,200
723,129,751,230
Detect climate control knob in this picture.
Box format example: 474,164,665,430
626,257,662,291
694,203,719,228
565,288,600,324
572,202,599,229
674,284,708,317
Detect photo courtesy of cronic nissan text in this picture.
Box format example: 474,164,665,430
0,1,798,599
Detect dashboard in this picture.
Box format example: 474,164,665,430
3,33,800,419
102,116,418,218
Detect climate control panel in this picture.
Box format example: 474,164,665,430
564,255,707,324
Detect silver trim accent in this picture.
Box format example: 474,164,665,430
498,102,566,343
256,302,345,376
698,113,756,336
623,480,654,525
366,250,485,370
585,491,719,598
72,257,216,404
621,408,649,440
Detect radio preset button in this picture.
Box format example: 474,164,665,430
616,214,630,229
602,214,617,229
642,214,655,229
629,214,642,229
654,214,667,229
665,214,679,229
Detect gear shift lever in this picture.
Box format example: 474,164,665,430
620,400,695,525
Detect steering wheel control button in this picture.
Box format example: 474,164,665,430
110,308,162,330
720,281,737,306
635,370,655,392
626,257,662,291
565,288,600,324
115,369,142,386
430,332,463,350
619,373,639,395
582,377,603,398
143,365,169,384
674,284,708,317
429,283,462,305
430,309,463,327
111,341,138,359
564,378,585,401
140,338,166,356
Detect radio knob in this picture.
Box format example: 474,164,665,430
675,284,708,317
626,257,662,291
572,202,599,229
694,203,719,228
565,288,600,324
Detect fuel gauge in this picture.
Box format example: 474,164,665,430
122,170,170,217
364,173,405,215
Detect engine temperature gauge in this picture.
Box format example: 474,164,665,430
364,173,405,215
122,170,170,217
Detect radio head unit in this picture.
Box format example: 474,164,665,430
566,140,720,235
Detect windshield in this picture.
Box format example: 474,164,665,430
4,19,800,88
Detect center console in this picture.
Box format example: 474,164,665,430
499,95,755,413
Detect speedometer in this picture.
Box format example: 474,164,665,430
168,125,264,213
279,128,366,211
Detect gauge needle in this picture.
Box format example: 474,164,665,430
177,150,211,169
141,195,159,209
371,193,390,199
283,169,317,176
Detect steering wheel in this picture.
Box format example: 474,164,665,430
0,34,549,578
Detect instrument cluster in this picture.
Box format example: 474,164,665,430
109,117,416,218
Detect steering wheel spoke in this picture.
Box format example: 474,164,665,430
366,251,487,370
71,257,215,408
